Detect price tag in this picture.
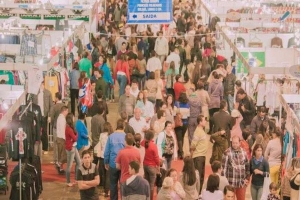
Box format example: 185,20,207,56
49,80,54,87
28,41,35,48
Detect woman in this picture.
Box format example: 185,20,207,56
250,144,270,200
264,128,282,185
153,110,167,140
157,177,174,200
230,109,243,140
155,69,164,111
106,55,115,102
78,71,87,89
141,130,160,200
174,74,186,101
166,94,175,124
165,61,176,98
65,113,81,187
70,62,80,115
208,71,223,118
196,81,210,119
167,168,186,199
145,71,158,104
282,158,300,200
156,121,178,170
75,112,89,156
114,53,130,96
106,38,117,58
184,76,195,97
202,174,223,199
137,50,146,90
179,156,200,199
174,92,190,159
96,122,113,197
90,40,99,67
136,91,154,122
223,185,235,200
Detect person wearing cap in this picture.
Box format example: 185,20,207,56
157,177,174,200
230,109,243,140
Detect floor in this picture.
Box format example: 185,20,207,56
0,86,252,200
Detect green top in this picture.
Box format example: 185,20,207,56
79,58,92,78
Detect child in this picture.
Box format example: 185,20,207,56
156,160,167,194
267,182,280,200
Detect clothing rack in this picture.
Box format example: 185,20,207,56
0,22,85,71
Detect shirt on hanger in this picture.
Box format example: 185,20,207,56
44,75,59,100
271,36,283,48
20,34,37,56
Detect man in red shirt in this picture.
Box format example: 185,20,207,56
174,74,186,100
116,133,141,187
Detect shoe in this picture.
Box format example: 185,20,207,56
59,169,65,175
43,151,48,155
55,164,61,174
67,183,73,187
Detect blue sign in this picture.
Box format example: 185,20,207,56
18,4,28,9
127,0,172,24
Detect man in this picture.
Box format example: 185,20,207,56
234,80,242,104
115,32,128,53
104,119,126,200
49,92,65,164
121,161,150,199
129,79,139,98
224,65,236,113
236,88,256,130
117,41,128,60
94,69,107,99
33,81,53,155
79,51,92,78
116,133,141,190
190,115,208,193
250,106,273,137
77,150,100,200
202,161,229,193
222,136,250,200
187,88,202,145
224,185,235,200
89,90,108,120
210,129,229,163
91,104,105,163
119,85,136,119
211,100,232,144
166,46,181,75
55,106,68,174
177,38,186,75
120,111,135,135
129,108,149,140
154,31,169,65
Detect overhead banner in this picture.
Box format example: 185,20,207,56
237,51,265,74
0,13,17,19
67,15,89,21
20,14,41,20
44,15,66,20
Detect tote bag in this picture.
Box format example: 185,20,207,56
261,173,271,200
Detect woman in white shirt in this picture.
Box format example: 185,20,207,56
202,174,223,200
153,110,167,140
95,122,113,197
136,91,154,123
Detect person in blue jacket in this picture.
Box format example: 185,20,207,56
94,54,114,100
75,112,89,156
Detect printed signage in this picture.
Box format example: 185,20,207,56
0,13,17,19
44,15,65,20
20,14,41,20
18,4,28,9
68,15,89,21
127,0,173,24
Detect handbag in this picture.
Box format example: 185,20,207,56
174,102,183,128
261,173,271,200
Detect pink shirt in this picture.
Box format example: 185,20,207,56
231,115,243,140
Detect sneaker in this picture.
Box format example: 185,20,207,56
59,169,65,175
67,183,73,187
43,151,49,155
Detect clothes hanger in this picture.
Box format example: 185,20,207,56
250,32,261,42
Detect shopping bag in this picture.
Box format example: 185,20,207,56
261,173,271,200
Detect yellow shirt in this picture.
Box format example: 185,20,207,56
191,126,208,158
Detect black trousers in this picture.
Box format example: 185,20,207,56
70,89,79,115
41,116,48,151
193,156,206,194
175,124,188,157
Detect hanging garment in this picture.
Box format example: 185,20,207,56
0,35,20,44
256,82,266,106
265,81,276,115
44,75,59,100
271,36,283,48
18,71,26,85
27,68,43,95
20,34,37,56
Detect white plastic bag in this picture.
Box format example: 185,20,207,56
261,173,271,200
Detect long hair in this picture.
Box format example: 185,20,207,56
169,61,175,73
192,61,201,86
252,144,263,157
144,129,154,149
182,156,196,186
137,91,146,104
165,94,174,108
178,92,188,104
66,113,75,131
103,122,113,136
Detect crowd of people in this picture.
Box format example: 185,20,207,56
33,0,300,200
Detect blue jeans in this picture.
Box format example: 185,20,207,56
106,83,114,100
117,74,127,97
65,147,81,183
251,184,263,200
109,167,120,200
226,94,234,113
